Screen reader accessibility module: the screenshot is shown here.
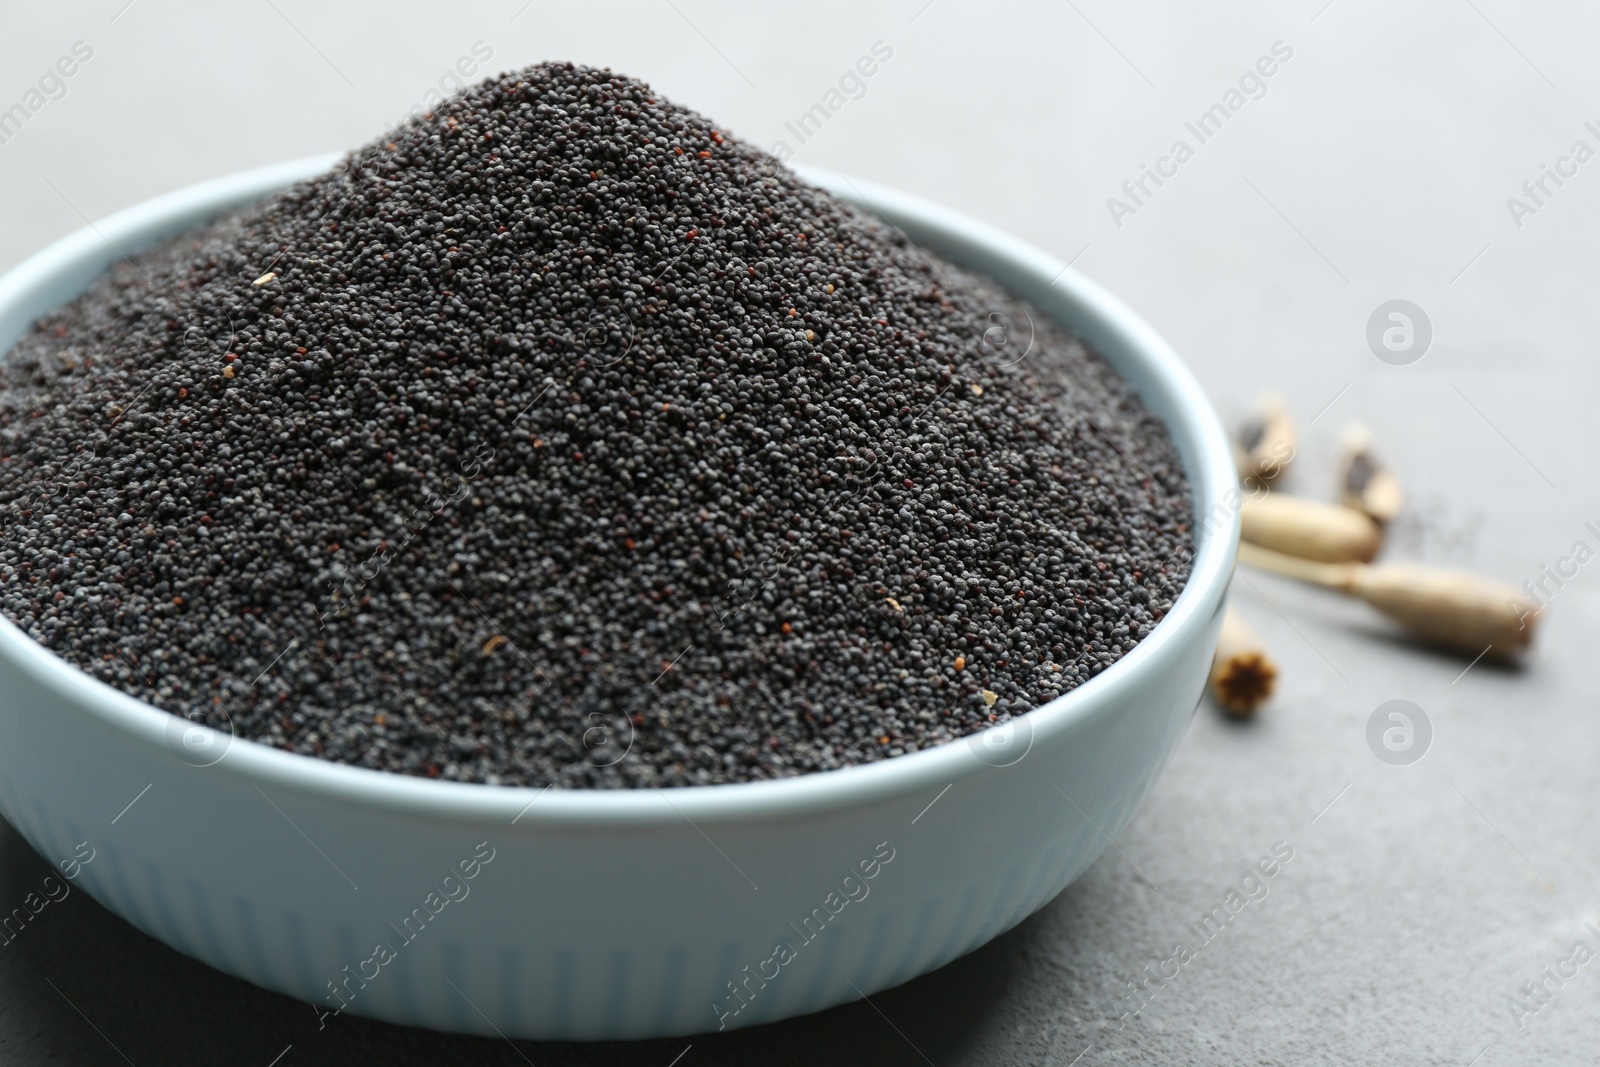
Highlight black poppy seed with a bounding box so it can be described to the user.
[0,62,1190,789]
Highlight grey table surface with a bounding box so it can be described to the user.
[2,1,1597,1063]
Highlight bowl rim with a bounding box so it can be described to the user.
[0,155,1238,827]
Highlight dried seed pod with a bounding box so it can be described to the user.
[1237,542,1540,660]
[1235,391,1295,485]
[1240,494,1382,564]
[1209,607,1278,717]
[1338,423,1404,524]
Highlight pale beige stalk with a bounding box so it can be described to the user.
[1240,495,1383,564]
[1237,542,1540,660]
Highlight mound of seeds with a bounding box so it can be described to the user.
[0,63,1191,787]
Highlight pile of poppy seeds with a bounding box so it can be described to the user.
[0,63,1191,787]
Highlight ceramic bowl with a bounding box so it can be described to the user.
[0,156,1238,1039]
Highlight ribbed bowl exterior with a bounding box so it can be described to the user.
[0,158,1237,1039]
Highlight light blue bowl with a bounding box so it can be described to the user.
[0,156,1238,1039]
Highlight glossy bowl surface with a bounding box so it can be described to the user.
[0,156,1238,1039]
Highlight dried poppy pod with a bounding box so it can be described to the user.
[1339,422,1404,524]
[1237,542,1540,660]
[1239,494,1382,564]
[1209,607,1278,717]
[1235,391,1295,485]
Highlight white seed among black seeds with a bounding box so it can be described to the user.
[0,63,1191,788]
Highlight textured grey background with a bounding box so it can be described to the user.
[1,0,1596,1063]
